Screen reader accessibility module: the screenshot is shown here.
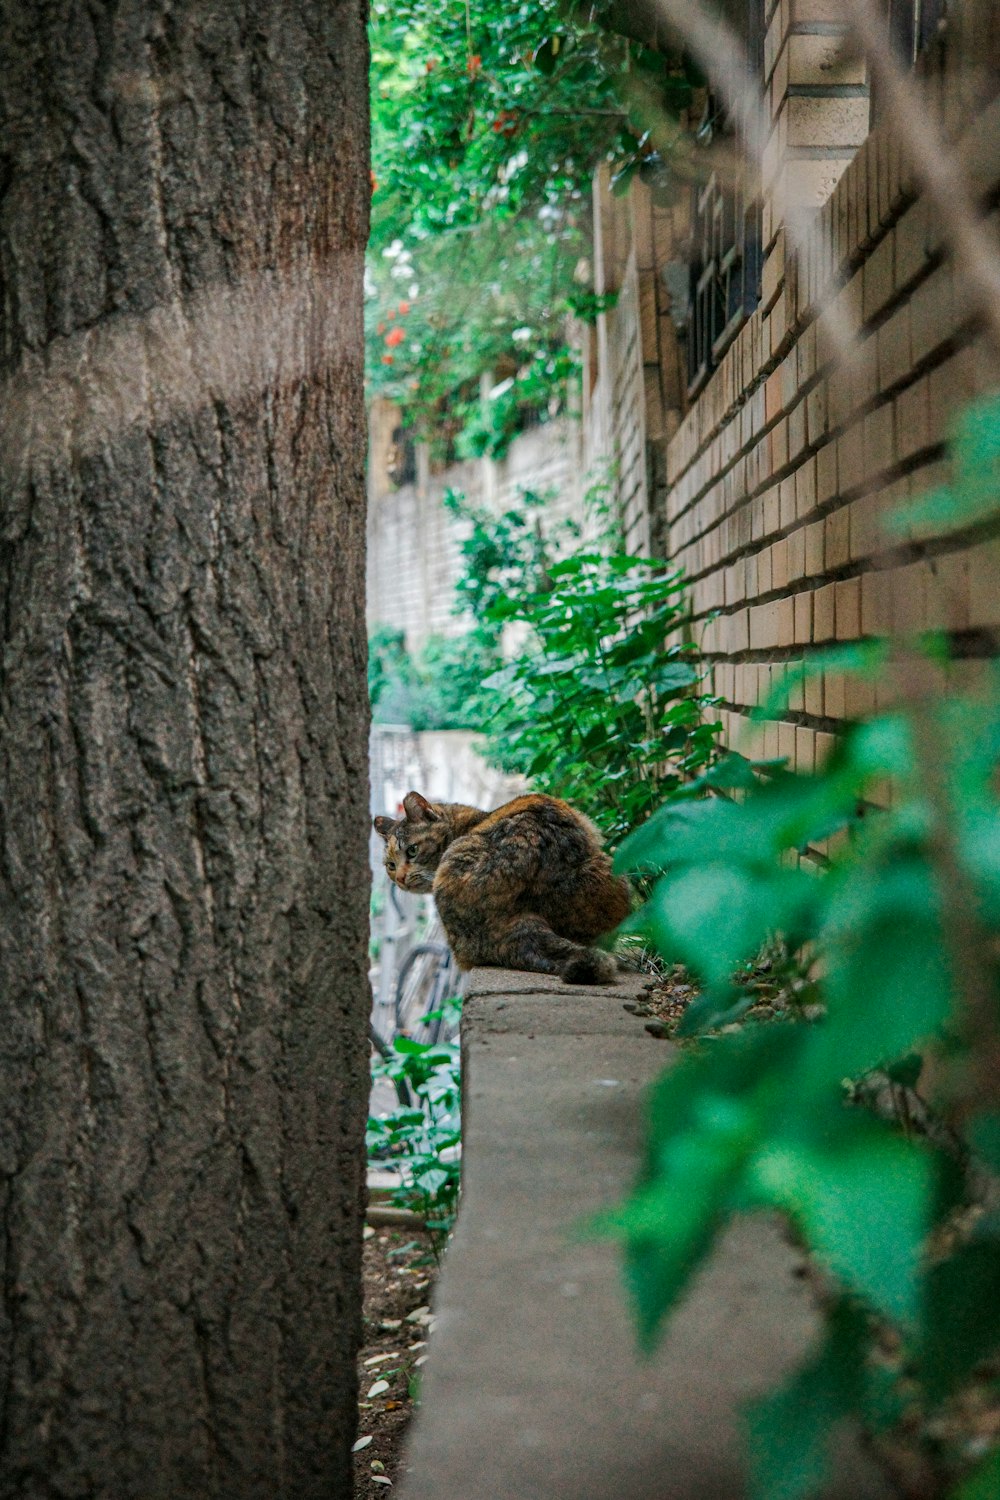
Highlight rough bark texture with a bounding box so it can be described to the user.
[0,4,370,1496]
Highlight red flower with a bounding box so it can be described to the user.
[385,326,405,348]
[398,300,410,315]
[466,54,482,77]
[376,322,386,334]
[381,354,395,365]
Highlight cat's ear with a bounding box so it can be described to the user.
[402,791,441,823]
[373,815,395,840]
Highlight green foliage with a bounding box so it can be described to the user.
[481,552,719,841]
[439,479,719,841]
[368,998,463,1253]
[369,625,500,731]
[603,394,1000,1498]
[367,0,702,445]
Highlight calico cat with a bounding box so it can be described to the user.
[373,790,630,985]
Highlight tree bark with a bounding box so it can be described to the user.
[0,4,370,1496]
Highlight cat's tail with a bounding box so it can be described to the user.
[561,948,618,985]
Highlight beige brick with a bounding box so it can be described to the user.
[778,721,797,765]
[835,576,862,638]
[806,381,828,446]
[877,304,911,392]
[777,595,796,646]
[771,417,790,471]
[894,197,930,290]
[844,673,876,719]
[787,156,856,211]
[910,264,956,366]
[927,348,980,442]
[824,669,846,720]
[804,668,824,718]
[825,507,850,570]
[862,229,896,324]
[805,520,825,576]
[787,524,807,583]
[896,376,931,462]
[794,0,850,21]
[758,545,774,594]
[968,540,1000,628]
[927,551,969,632]
[795,725,816,773]
[773,538,790,592]
[815,441,838,507]
[729,609,751,653]
[780,476,797,528]
[892,562,928,636]
[794,589,813,643]
[765,487,782,536]
[850,491,888,560]
[796,456,819,519]
[861,568,891,634]
[750,601,780,650]
[815,730,838,765]
[838,423,865,494]
[788,32,864,86]
[788,398,808,460]
[814,581,837,641]
[864,402,896,477]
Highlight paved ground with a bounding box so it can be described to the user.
[398,966,894,1500]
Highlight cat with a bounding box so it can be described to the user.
[373,790,631,985]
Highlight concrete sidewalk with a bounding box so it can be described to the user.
[398,967,893,1500]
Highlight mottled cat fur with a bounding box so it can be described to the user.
[374,791,630,985]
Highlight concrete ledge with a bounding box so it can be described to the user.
[399,968,893,1500]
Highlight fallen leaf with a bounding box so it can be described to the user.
[367,1379,390,1399]
[364,1352,397,1367]
[352,1436,373,1453]
[372,1478,393,1487]
[405,1305,430,1323]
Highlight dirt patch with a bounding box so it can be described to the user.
[624,962,792,1038]
[353,1226,439,1497]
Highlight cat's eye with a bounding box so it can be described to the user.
[406,844,418,859]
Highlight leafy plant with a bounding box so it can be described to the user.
[367,0,704,445]
[476,549,721,842]
[368,998,463,1256]
[369,625,500,731]
[603,394,1000,1499]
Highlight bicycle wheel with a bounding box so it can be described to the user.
[395,942,452,1043]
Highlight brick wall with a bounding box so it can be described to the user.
[584,2,1000,791]
[666,5,1000,779]
[366,405,586,652]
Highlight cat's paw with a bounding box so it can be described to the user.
[561,949,617,985]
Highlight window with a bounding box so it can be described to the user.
[685,1,765,398]
[887,0,947,65]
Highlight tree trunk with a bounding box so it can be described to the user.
[0,4,370,1496]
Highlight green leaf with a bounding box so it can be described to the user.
[746,1302,866,1500]
[953,1445,1000,1500]
[752,1125,931,1324]
[923,1234,1000,1398]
